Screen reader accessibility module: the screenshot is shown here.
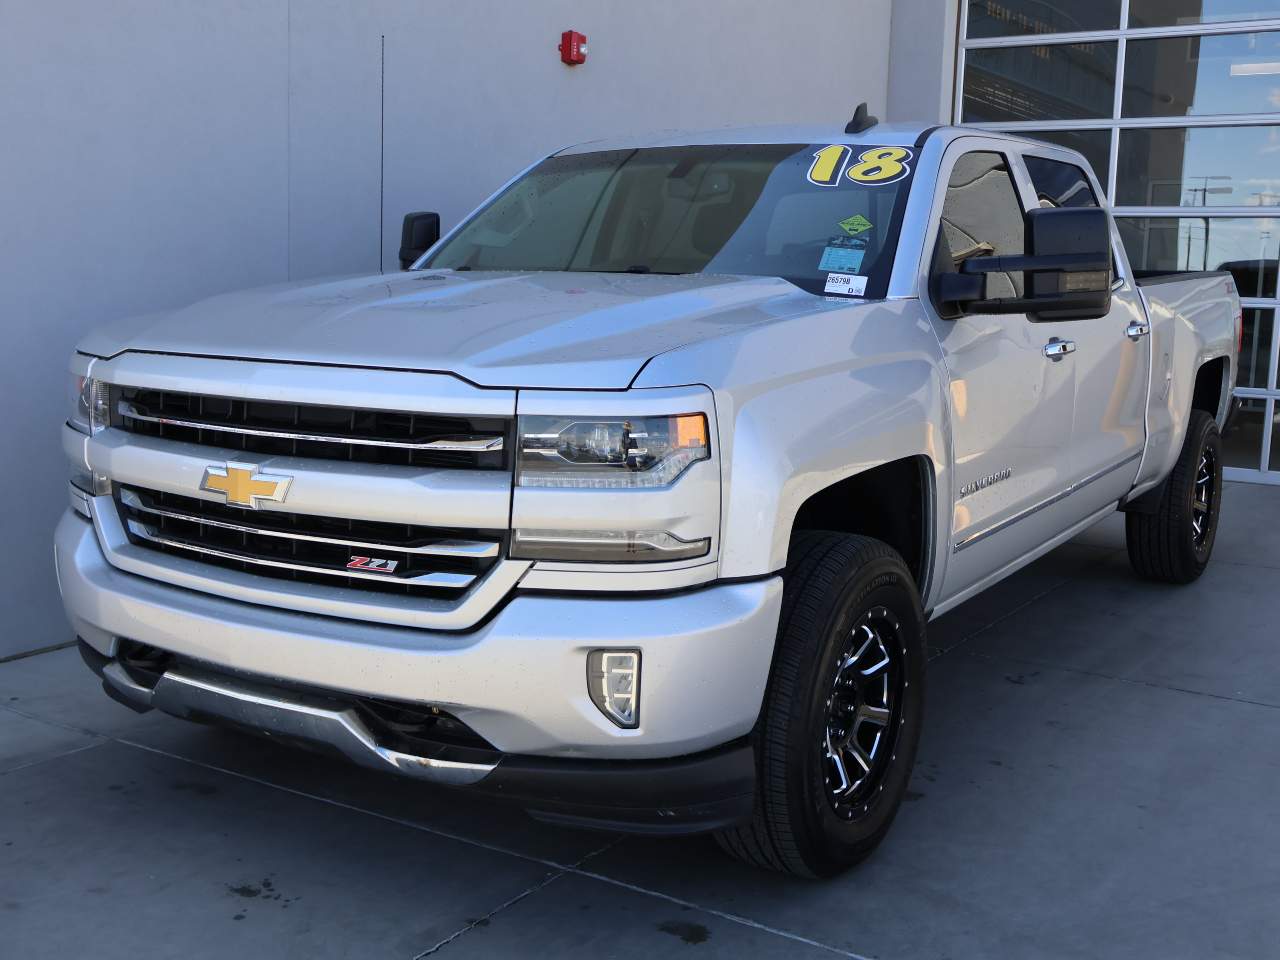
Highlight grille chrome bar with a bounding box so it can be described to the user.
[118,488,498,559]
[117,401,504,453]
[125,519,477,589]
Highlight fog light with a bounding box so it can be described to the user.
[587,649,640,728]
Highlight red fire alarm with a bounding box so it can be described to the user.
[559,30,587,65]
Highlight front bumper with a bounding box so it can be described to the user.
[78,639,755,834]
[55,510,782,761]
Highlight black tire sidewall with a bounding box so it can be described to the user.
[1188,416,1223,566]
[786,551,926,871]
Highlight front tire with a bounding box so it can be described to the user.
[715,532,926,878]
[1126,410,1223,584]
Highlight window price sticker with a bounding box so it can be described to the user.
[818,244,865,273]
[823,273,868,297]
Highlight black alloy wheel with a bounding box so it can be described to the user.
[823,606,904,820]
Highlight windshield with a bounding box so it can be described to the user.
[424,143,916,297]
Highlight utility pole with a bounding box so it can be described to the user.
[1184,175,1231,270]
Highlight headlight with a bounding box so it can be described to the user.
[517,413,709,488]
[512,410,714,565]
[68,375,110,436]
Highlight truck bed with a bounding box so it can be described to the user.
[1133,269,1235,288]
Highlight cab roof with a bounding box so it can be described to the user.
[554,123,1055,156]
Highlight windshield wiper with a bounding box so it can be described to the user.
[600,265,687,275]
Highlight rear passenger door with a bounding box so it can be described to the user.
[1020,152,1150,513]
[922,143,1083,601]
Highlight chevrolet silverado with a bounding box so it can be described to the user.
[58,119,1240,876]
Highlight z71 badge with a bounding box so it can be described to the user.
[346,556,399,574]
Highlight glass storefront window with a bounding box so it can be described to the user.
[1116,126,1280,207]
[1021,129,1113,191]
[1117,216,1280,296]
[1239,310,1276,390]
[966,0,1121,38]
[1223,401,1268,468]
[1129,1,1280,28]
[1122,31,1280,118]
[960,5,1280,481]
[1269,402,1280,471]
[964,42,1118,122]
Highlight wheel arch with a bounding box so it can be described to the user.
[788,455,937,598]
[1191,355,1230,426]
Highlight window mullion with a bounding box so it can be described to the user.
[1107,0,1130,205]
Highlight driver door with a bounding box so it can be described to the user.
[923,143,1083,602]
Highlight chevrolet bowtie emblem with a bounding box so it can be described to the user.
[200,461,292,509]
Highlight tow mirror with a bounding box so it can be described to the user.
[935,206,1113,321]
[399,212,441,270]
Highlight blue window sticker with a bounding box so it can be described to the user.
[819,244,866,273]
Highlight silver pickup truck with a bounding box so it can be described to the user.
[58,120,1239,877]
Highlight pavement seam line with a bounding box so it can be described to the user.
[410,838,621,958]
[959,648,1280,712]
[0,738,107,775]
[410,870,567,958]
[111,738,866,958]
[570,866,875,959]
[0,640,77,665]
[1210,555,1280,573]
[115,737,570,866]
[0,701,105,738]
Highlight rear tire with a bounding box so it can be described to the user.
[715,531,926,878]
[1126,410,1222,584]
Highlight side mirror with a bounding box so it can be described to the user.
[399,212,441,270]
[935,206,1113,320]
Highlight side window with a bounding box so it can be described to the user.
[935,151,1026,299]
[1024,156,1098,209]
[1025,154,1121,282]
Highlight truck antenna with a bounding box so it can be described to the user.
[845,102,879,135]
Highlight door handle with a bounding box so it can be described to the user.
[1043,338,1076,361]
[1126,320,1151,341]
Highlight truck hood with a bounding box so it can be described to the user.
[80,270,825,389]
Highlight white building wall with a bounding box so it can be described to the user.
[885,0,958,124]
[1,0,894,658]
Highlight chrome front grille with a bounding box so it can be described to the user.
[116,387,510,470]
[117,486,505,599]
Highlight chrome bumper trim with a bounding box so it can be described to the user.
[124,520,477,589]
[118,401,504,452]
[118,488,499,559]
[102,663,496,786]
[88,497,532,631]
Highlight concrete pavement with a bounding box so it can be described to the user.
[3,483,1277,958]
